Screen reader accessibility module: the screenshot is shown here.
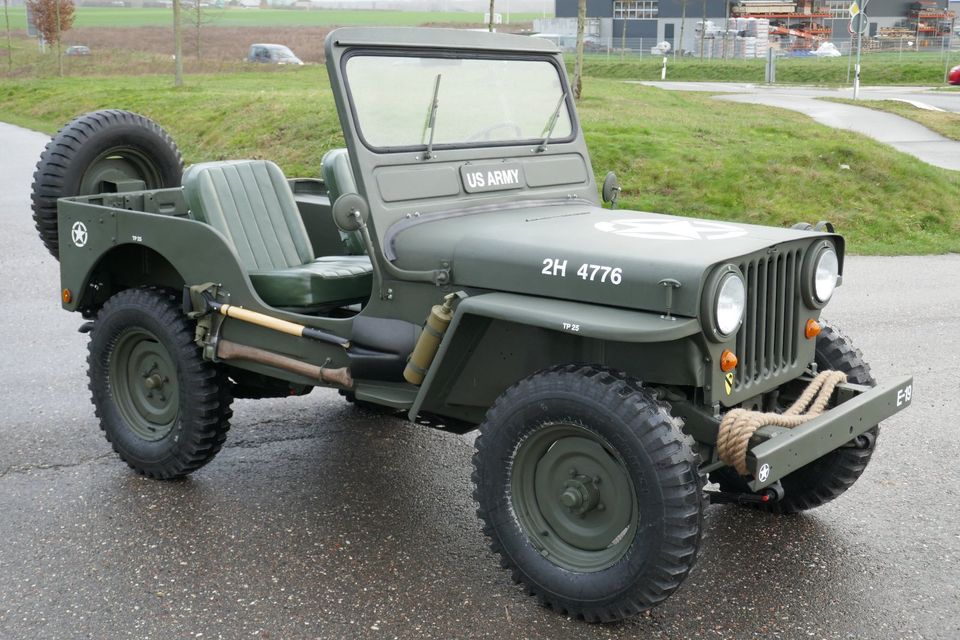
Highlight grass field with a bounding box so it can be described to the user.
[0,70,957,255]
[824,98,960,141]
[1,6,545,29]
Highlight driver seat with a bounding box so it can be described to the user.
[183,159,372,309]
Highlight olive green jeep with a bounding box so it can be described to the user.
[32,27,912,622]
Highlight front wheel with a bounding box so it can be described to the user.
[472,365,702,622]
[88,288,233,479]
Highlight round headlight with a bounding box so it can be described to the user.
[716,273,746,336]
[814,248,839,303]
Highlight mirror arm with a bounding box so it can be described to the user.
[352,212,450,295]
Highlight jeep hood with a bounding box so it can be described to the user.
[387,204,837,318]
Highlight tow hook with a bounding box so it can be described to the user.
[78,321,95,334]
[850,431,876,450]
[705,481,785,506]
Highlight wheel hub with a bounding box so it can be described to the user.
[560,472,601,516]
[109,329,179,441]
[511,424,639,572]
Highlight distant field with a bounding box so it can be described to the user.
[0,70,956,255]
[1,7,546,30]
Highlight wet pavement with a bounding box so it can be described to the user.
[640,82,960,171]
[1,121,958,639]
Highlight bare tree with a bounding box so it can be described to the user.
[26,0,73,76]
[173,0,183,86]
[488,0,495,32]
[572,0,585,100]
[677,0,686,58]
[184,1,215,61]
[3,0,12,73]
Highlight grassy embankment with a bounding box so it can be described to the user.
[0,69,957,255]
[824,98,960,141]
[578,52,957,86]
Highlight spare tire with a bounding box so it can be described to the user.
[31,110,183,260]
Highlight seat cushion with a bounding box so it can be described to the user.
[249,255,373,308]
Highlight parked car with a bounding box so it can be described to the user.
[246,43,304,66]
[65,45,91,56]
[949,64,960,85]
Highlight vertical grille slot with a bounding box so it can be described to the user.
[734,247,803,392]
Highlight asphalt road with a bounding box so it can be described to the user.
[640,82,960,171]
[1,121,958,639]
[639,83,960,114]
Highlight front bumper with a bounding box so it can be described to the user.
[746,375,914,491]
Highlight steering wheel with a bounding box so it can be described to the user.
[465,121,523,142]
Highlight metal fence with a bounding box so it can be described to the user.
[576,35,959,61]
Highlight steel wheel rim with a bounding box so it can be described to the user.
[109,328,179,441]
[78,147,164,195]
[511,423,638,572]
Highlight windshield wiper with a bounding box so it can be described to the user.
[536,92,567,153]
[420,73,441,161]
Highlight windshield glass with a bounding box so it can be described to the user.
[344,54,573,150]
[268,46,297,59]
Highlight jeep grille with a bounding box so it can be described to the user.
[734,248,803,392]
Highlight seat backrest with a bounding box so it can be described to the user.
[320,148,366,255]
[321,148,358,202]
[183,160,315,271]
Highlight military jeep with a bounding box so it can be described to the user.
[33,28,913,622]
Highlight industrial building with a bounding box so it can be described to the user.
[548,0,956,53]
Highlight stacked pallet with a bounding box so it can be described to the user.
[907,0,956,36]
[731,1,796,15]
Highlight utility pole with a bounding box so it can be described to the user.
[620,18,626,61]
[699,0,706,60]
[488,0,495,31]
[945,17,956,83]
[852,0,870,100]
[723,0,730,59]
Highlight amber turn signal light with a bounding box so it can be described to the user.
[61,289,72,304]
[805,319,821,339]
[720,350,738,372]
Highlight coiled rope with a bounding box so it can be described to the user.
[716,370,847,476]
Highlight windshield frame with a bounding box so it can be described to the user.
[340,48,578,155]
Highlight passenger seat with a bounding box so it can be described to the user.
[182,159,372,309]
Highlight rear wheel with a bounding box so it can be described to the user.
[31,110,182,259]
[472,365,702,621]
[711,323,878,513]
[89,288,232,479]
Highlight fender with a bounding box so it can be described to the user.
[408,292,701,422]
[58,197,256,312]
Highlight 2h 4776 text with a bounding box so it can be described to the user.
[541,258,623,285]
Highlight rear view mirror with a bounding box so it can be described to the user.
[332,193,369,232]
[601,171,621,209]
